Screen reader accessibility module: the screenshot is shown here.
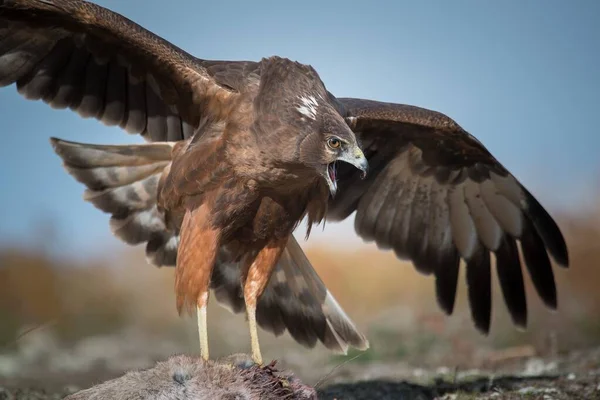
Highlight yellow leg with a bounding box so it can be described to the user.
[246,303,262,365]
[197,300,209,361]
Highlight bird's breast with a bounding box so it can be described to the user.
[212,179,327,249]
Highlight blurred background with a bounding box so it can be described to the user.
[1,0,599,390]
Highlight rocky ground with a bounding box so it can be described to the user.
[1,346,599,399]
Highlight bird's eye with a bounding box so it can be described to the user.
[327,137,342,149]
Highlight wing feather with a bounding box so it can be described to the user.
[51,45,89,109]
[520,221,557,309]
[407,177,434,273]
[433,230,460,315]
[466,246,492,333]
[448,184,478,259]
[372,177,404,250]
[480,179,523,237]
[495,234,527,327]
[103,60,127,126]
[0,0,250,141]
[330,97,569,333]
[464,178,502,251]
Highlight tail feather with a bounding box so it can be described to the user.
[210,235,370,354]
[50,139,174,167]
[147,233,179,266]
[65,163,169,191]
[108,205,167,245]
[50,137,179,267]
[82,174,159,215]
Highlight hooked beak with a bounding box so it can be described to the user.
[325,145,369,197]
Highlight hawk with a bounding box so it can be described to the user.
[0,0,569,365]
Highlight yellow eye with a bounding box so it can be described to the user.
[327,137,342,149]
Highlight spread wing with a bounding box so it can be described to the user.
[329,97,569,333]
[0,0,250,141]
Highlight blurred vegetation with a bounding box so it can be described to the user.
[1,202,600,388]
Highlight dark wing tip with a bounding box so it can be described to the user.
[475,320,491,336]
[434,253,460,316]
[466,248,492,335]
[523,189,569,268]
[521,220,558,310]
[511,311,528,330]
[495,235,528,329]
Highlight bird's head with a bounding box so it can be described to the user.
[254,57,368,195]
[293,94,368,197]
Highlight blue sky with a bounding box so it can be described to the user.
[0,0,598,256]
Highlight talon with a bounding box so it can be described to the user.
[252,354,264,366]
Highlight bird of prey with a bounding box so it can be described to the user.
[0,0,569,365]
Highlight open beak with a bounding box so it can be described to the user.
[325,145,369,197]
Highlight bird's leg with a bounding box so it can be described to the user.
[243,237,288,365]
[175,205,220,361]
[196,301,209,360]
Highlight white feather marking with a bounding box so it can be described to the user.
[480,180,523,237]
[274,268,287,284]
[69,162,166,189]
[131,177,154,203]
[448,184,478,259]
[296,95,319,120]
[83,176,155,210]
[463,180,502,251]
[322,290,369,351]
[165,235,179,251]
[324,318,348,355]
[110,208,165,233]
[447,168,465,183]
[490,172,525,208]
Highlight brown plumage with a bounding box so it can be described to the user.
[0,0,569,363]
